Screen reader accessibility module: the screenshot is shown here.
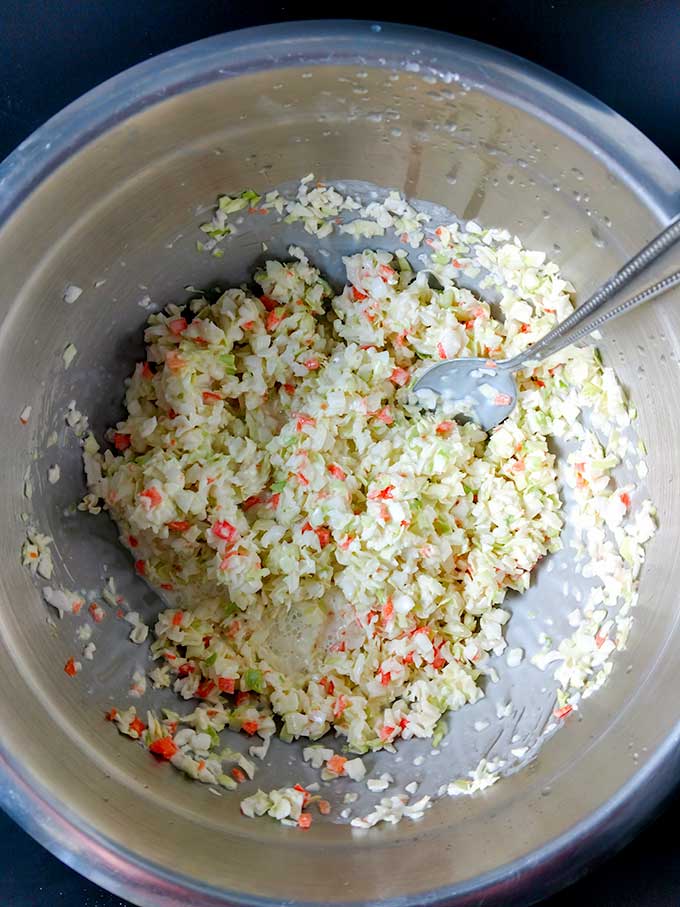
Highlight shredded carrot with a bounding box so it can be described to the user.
[374,406,393,425]
[129,716,146,736]
[352,286,368,301]
[379,669,392,686]
[169,317,188,335]
[315,526,331,548]
[113,432,131,451]
[319,675,335,695]
[295,413,315,432]
[326,754,347,775]
[64,656,78,677]
[167,520,190,532]
[432,646,447,670]
[297,812,312,829]
[140,487,162,508]
[302,522,331,547]
[260,295,279,311]
[265,310,283,331]
[105,707,118,721]
[294,783,312,806]
[554,704,573,720]
[226,620,240,638]
[327,463,347,480]
[333,694,348,718]
[149,736,178,760]
[172,612,183,626]
[212,520,238,543]
[195,680,216,699]
[218,677,236,693]
[317,799,331,815]
[202,391,222,403]
[389,367,410,386]
[381,597,394,622]
[231,767,247,783]
[367,485,394,501]
[242,720,259,736]
[165,350,186,372]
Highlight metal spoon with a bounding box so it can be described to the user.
[413,217,680,431]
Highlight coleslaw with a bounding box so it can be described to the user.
[81,196,655,823]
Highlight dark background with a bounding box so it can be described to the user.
[2,1,680,905]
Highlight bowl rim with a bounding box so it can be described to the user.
[1,19,680,907]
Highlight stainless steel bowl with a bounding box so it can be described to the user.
[1,21,679,907]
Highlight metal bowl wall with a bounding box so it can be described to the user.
[1,21,679,907]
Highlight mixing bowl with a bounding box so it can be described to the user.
[1,21,679,907]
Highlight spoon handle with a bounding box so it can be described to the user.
[505,215,680,370]
[511,270,680,365]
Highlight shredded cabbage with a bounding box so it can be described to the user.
[77,196,657,828]
[87,225,653,760]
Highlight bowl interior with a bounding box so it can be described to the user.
[1,25,680,907]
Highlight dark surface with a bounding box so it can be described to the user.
[2,2,680,905]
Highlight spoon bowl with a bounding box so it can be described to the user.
[414,357,517,431]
